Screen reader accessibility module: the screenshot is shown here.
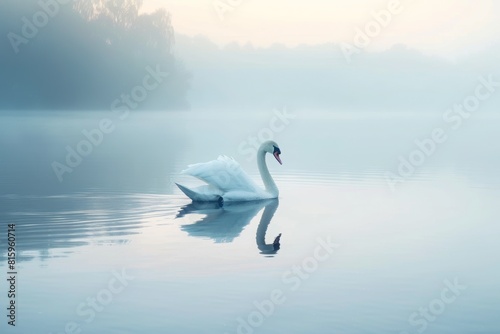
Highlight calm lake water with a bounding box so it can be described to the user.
[0,110,499,334]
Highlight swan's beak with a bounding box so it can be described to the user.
[273,152,282,165]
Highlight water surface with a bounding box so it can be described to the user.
[0,110,499,334]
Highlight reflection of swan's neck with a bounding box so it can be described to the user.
[256,199,280,253]
[257,147,279,196]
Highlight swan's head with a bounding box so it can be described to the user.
[262,140,282,165]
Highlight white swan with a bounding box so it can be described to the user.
[176,140,282,202]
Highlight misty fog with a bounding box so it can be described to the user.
[1,0,499,113]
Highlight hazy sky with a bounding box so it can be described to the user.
[142,0,500,59]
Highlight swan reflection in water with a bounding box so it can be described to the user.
[176,199,282,255]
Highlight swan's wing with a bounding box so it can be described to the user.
[182,156,261,193]
[176,183,222,202]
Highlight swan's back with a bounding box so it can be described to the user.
[182,156,261,193]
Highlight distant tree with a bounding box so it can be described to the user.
[0,0,190,111]
[74,0,144,27]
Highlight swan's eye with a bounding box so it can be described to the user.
[273,146,281,154]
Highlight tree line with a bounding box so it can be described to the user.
[0,0,190,111]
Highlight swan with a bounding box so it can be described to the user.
[176,140,282,202]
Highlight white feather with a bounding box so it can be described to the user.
[176,141,281,202]
[182,156,260,193]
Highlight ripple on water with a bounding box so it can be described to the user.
[0,192,186,263]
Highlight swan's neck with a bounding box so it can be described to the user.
[257,147,279,196]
